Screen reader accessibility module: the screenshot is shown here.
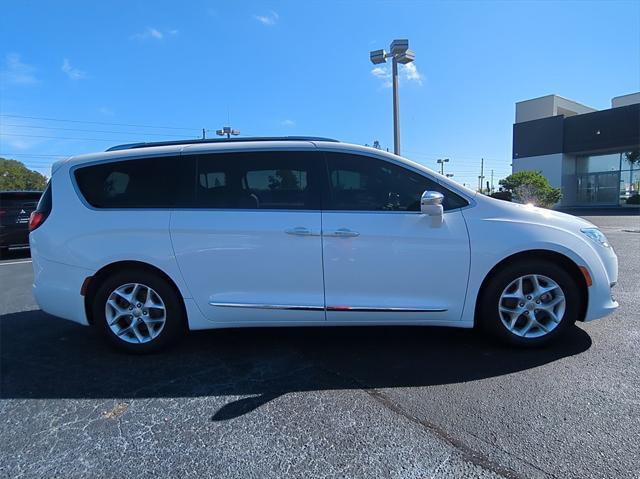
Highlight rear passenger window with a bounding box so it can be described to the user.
[193,151,321,209]
[199,171,226,189]
[74,156,183,208]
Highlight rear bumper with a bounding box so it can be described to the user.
[32,254,91,326]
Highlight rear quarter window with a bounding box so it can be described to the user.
[74,156,187,208]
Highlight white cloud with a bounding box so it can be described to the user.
[0,53,38,85]
[370,66,392,88]
[370,63,423,88]
[131,27,177,40]
[61,59,87,80]
[254,11,279,26]
[281,119,295,127]
[98,106,114,116]
[402,62,423,85]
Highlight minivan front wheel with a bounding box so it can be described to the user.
[480,260,581,346]
[93,269,184,353]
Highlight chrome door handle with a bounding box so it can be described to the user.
[285,227,314,236]
[327,228,360,238]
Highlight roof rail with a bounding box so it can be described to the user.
[105,136,340,152]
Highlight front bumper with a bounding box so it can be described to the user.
[583,247,619,322]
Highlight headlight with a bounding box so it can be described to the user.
[581,228,610,248]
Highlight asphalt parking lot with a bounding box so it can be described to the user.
[1,212,639,478]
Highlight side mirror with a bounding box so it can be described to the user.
[421,191,444,216]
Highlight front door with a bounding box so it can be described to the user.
[170,149,326,323]
[320,152,471,323]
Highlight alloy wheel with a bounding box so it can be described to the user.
[498,274,566,338]
[105,283,167,344]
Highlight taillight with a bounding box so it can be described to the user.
[29,211,45,231]
[29,182,52,232]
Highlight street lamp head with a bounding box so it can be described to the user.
[216,126,240,137]
[396,49,415,64]
[370,49,387,65]
[390,39,409,55]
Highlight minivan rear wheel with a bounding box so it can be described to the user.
[479,259,581,346]
[93,269,185,353]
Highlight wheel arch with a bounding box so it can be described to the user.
[474,249,589,324]
[84,260,187,326]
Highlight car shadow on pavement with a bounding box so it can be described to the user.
[0,310,592,420]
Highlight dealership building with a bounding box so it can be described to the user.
[512,92,640,207]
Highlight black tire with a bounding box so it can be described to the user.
[479,259,582,347]
[92,268,185,353]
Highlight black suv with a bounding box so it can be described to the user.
[0,191,43,254]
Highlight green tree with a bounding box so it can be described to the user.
[499,171,561,208]
[0,158,48,191]
[624,150,640,201]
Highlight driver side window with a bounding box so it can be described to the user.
[324,152,467,211]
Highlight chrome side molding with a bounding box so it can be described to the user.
[327,306,447,312]
[210,302,446,313]
[210,302,324,311]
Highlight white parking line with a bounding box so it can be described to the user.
[0,260,32,266]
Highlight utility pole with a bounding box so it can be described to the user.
[478,158,485,193]
[202,128,206,140]
[490,169,494,193]
[437,158,450,175]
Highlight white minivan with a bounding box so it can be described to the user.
[29,137,618,353]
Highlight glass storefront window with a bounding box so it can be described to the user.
[571,151,640,206]
[620,150,640,204]
[575,153,620,174]
[621,151,640,171]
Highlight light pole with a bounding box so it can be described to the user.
[216,126,240,139]
[370,39,415,156]
[436,158,450,175]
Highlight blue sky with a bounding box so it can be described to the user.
[1,0,639,188]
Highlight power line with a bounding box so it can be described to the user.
[0,152,69,157]
[0,114,200,131]
[1,123,195,138]
[0,133,200,143]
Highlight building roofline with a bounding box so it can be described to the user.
[515,94,596,111]
[612,91,640,100]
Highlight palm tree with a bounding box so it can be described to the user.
[624,150,640,200]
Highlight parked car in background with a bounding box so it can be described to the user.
[0,190,42,254]
[490,190,513,202]
[29,137,619,353]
